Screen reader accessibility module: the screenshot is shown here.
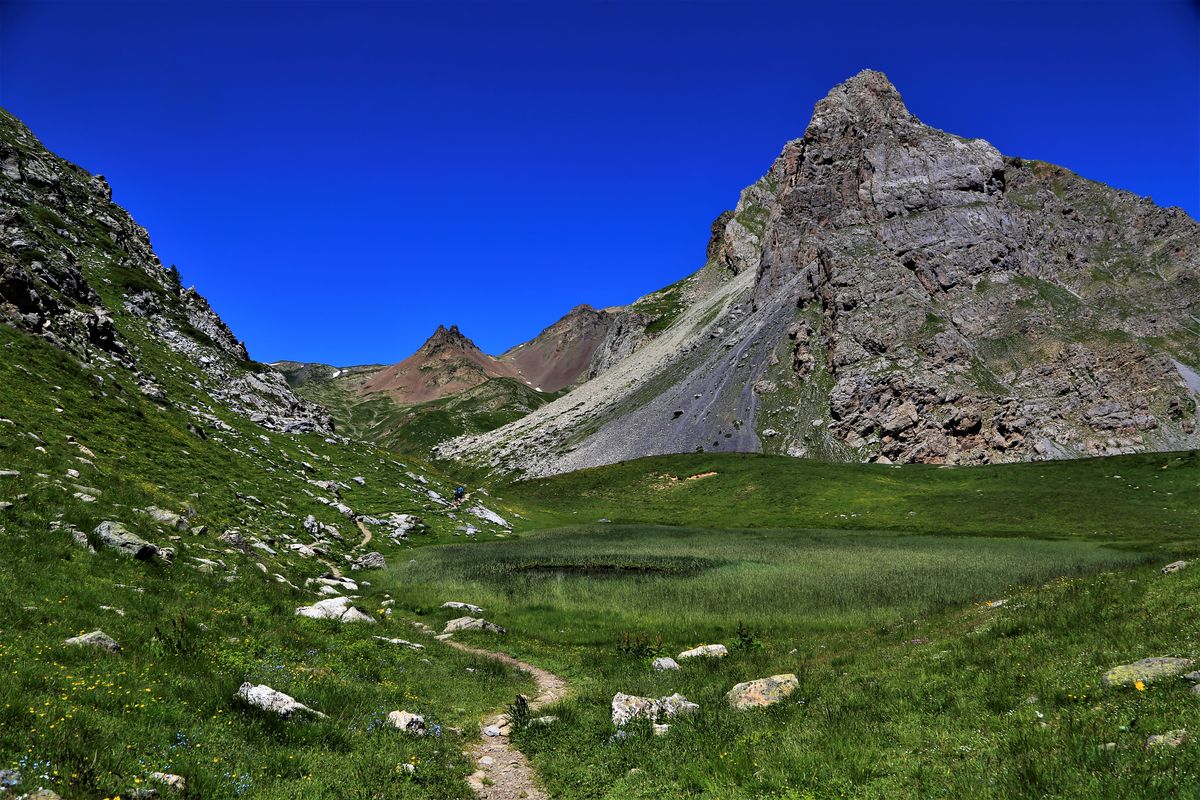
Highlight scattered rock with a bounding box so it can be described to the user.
[529,716,557,726]
[652,657,680,671]
[235,682,326,719]
[443,616,506,635]
[140,506,187,531]
[373,636,425,650]
[678,643,728,660]
[652,723,670,736]
[482,724,502,737]
[387,710,426,734]
[295,596,374,624]
[1162,560,1189,575]
[1145,729,1187,748]
[442,601,484,614]
[1102,657,1195,687]
[465,505,510,528]
[92,521,167,561]
[611,692,698,726]
[63,630,120,652]
[0,470,21,478]
[149,772,185,792]
[350,551,386,571]
[726,674,799,710]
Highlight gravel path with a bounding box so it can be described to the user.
[443,640,567,800]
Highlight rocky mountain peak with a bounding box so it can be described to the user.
[805,69,914,136]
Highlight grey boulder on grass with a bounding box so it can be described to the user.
[63,630,120,652]
[236,683,327,720]
[726,674,799,710]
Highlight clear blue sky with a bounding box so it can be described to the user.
[2,1,1197,365]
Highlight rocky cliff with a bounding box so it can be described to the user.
[0,108,332,434]
[437,70,1200,477]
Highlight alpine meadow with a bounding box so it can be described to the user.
[1,3,1199,799]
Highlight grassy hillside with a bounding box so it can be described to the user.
[495,451,1200,546]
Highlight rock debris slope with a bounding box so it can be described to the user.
[438,70,1200,477]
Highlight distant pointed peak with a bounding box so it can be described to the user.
[806,69,913,135]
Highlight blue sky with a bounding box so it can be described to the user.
[2,1,1197,365]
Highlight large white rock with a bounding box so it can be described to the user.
[611,692,698,727]
[726,674,799,710]
[387,710,426,734]
[678,644,728,660]
[295,596,374,624]
[236,683,326,719]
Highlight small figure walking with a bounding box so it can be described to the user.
[454,485,466,505]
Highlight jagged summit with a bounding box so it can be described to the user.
[418,323,478,354]
[806,69,914,134]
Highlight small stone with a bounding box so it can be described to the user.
[64,630,120,652]
[652,657,680,671]
[529,715,557,726]
[1161,560,1189,575]
[483,724,502,737]
[652,723,670,736]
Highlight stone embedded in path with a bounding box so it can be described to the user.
[443,616,506,635]
[236,682,327,719]
[482,724,502,737]
[1101,657,1195,687]
[1162,560,1189,575]
[442,601,485,614]
[611,692,699,727]
[387,710,426,735]
[350,551,386,571]
[64,630,120,652]
[295,596,375,624]
[652,657,680,671]
[726,674,799,710]
[678,643,728,660]
[1145,729,1187,748]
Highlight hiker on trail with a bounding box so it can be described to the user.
[454,486,466,504]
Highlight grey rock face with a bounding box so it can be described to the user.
[440,70,1200,476]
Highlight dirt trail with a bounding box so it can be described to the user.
[443,640,567,800]
[354,518,372,549]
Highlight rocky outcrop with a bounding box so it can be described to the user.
[0,108,332,435]
[438,70,1200,476]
